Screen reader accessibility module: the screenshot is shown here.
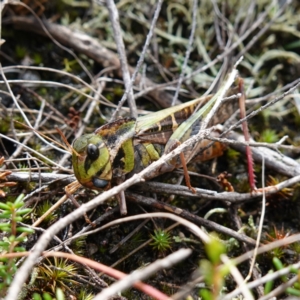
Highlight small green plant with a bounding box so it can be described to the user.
[199,235,228,300]
[150,229,172,253]
[78,289,95,300]
[0,193,34,296]
[258,129,279,143]
[37,257,78,294]
[35,201,57,224]
[33,288,66,300]
[263,257,300,297]
[72,236,87,255]
[15,45,27,59]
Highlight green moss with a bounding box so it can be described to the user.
[258,129,279,143]
[15,45,27,59]
[150,229,172,253]
[35,201,57,224]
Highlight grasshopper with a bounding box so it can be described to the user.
[72,85,239,214]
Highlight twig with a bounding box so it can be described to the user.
[0,134,70,172]
[0,65,69,155]
[234,233,300,265]
[8,97,45,161]
[220,254,254,300]
[109,219,149,254]
[257,276,299,300]
[7,170,300,204]
[105,0,137,118]
[127,193,256,246]
[228,206,264,297]
[107,223,180,270]
[94,248,191,300]
[2,65,97,94]
[205,132,300,153]
[45,207,120,254]
[221,80,300,138]
[244,155,266,285]
[222,259,300,300]
[171,0,198,105]
[110,0,163,120]
[247,78,300,104]
[67,212,210,244]
[2,251,169,300]
[6,172,74,182]
[226,131,300,178]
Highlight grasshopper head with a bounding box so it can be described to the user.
[72,133,112,190]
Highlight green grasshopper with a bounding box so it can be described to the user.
[72,87,239,212]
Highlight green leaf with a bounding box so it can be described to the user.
[0,203,10,210]
[0,213,12,219]
[0,241,9,246]
[42,292,53,300]
[8,235,16,242]
[56,288,65,300]
[264,270,274,295]
[199,288,212,300]
[13,216,23,222]
[33,293,42,300]
[15,236,27,242]
[199,259,213,284]
[16,227,35,233]
[14,194,25,205]
[0,223,11,231]
[273,257,287,282]
[287,287,300,296]
[205,236,226,264]
[16,209,32,215]
[14,247,26,252]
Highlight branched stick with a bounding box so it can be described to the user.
[110,0,163,120]
[105,0,137,118]
[171,0,198,105]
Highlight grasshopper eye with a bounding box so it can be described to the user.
[87,144,99,160]
[92,177,109,189]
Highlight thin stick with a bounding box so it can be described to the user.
[95,248,191,300]
[110,0,163,120]
[0,65,69,155]
[171,0,198,106]
[0,134,70,172]
[105,0,137,118]
[244,155,266,283]
[221,254,254,300]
